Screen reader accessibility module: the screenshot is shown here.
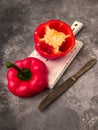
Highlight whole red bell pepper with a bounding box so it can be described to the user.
[34,20,75,59]
[6,57,48,98]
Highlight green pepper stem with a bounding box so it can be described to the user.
[6,61,32,81]
[6,61,21,72]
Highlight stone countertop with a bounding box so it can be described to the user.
[0,0,98,130]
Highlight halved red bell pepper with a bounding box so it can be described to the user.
[34,20,75,59]
[6,57,48,98]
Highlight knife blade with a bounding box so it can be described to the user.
[38,59,97,111]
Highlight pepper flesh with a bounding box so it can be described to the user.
[6,57,48,98]
[34,20,75,59]
[40,26,70,53]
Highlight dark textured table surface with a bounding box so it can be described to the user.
[0,0,98,130]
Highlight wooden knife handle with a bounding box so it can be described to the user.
[73,59,97,79]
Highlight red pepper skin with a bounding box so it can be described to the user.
[6,57,48,98]
[34,20,75,59]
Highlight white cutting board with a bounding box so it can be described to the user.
[29,21,84,89]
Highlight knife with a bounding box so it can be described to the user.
[38,59,97,111]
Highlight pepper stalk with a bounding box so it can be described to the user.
[6,61,32,81]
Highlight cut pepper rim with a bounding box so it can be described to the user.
[34,20,75,59]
